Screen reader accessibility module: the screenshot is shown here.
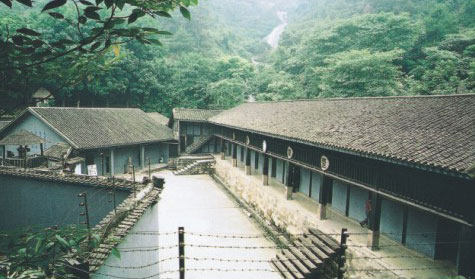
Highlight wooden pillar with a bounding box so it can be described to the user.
[140,145,145,169]
[367,192,382,250]
[177,120,181,156]
[318,176,332,220]
[232,143,237,167]
[1,145,5,165]
[456,225,475,276]
[220,139,225,160]
[110,149,115,177]
[245,148,251,175]
[40,143,44,156]
[285,162,293,200]
[262,154,269,185]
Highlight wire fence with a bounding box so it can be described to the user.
[50,228,467,279]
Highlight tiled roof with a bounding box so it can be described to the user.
[27,107,174,149]
[147,112,169,126]
[0,129,47,145]
[44,142,72,159]
[0,121,9,130]
[172,108,223,122]
[209,94,475,174]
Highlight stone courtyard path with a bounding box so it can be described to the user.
[154,171,281,279]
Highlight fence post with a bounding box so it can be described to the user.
[338,228,349,279]
[179,227,185,279]
[148,158,151,180]
[78,192,91,241]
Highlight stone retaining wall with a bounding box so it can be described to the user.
[214,156,323,235]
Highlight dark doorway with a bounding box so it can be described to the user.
[105,156,110,174]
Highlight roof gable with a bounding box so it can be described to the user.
[209,94,475,174]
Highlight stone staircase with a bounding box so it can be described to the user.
[271,228,342,279]
[173,155,215,175]
[184,135,213,154]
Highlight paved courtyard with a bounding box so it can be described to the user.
[148,171,281,279]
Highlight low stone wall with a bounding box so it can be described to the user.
[214,156,323,235]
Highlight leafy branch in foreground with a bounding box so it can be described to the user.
[0,0,198,70]
[0,225,119,279]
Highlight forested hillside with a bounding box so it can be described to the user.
[256,0,475,100]
[1,0,474,115]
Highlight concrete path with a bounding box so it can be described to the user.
[152,171,281,279]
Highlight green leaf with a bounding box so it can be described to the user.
[31,39,44,47]
[104,0,112,8]
[55,235,70,249]
[111,247,121,259]
[90,41,101,51]
[42,0,67,12]
[84,6,101,12]
[116,0,125,9]
[34,238,43,254]
[79,0,93,5]
[180,6,191,20]
[85,10,101,20]
[17,28,41,36]
[48,12,64,19]
[128,12,139,24]
[190,0,198,5]
[16,0,32,7]
[11,35,25,46]
[157,31,173,35]
[18,248,26,255]
[95,0,103,5]
[79,15,87,24]
[0,0,12,8]
[154,11,171,17]
[148,38,162,46]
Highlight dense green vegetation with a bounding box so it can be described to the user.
[1,0,474,115]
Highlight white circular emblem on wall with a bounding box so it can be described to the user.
[262,140,267,152]
[287,146,294,159]
[321,155,330,171]
[246,135,250,145]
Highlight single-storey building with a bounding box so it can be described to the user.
[0,107,175,176]
[168,108,223,154]
[173,94,475,276]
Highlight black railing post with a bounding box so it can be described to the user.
[179,227,185,279]
[148,158,151,180]
[338,228,349,279]
[78,192,91,242]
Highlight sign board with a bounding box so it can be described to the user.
[87,164,98,176]
[321,155,330,171]
[287,146,294,159]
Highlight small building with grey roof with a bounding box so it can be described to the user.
[169,108,223,154]
[0,107,176,175]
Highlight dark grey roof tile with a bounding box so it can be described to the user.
[210,94,475,173]
[29,107,174,149]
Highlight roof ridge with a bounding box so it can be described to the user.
[174,108,223,111]
[29,107,141,110]
[245,93,475,104]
